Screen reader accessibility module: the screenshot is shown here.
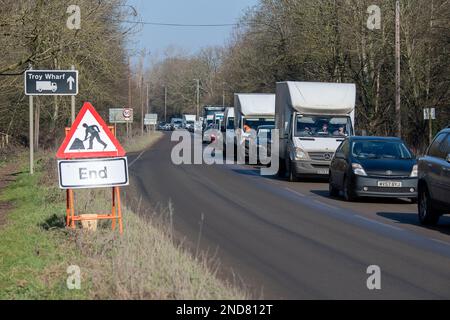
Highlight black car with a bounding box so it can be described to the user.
[417,128,450,225]
[329,136,418,201]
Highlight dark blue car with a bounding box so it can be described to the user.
[329,136,418,202]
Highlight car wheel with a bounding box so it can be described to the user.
[329,176,339,197]
[288,160,299,182]
[418,186,440,226]
[343,176,356,202]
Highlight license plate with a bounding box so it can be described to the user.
[377,181,402,188]
[317,169,329,175]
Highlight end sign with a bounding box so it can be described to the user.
[58,157,129,189]
[25,70,78,96]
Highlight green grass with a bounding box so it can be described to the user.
[0,154,87,299]
[0,132,246,299]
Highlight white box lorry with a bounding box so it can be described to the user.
[234,93,276,160]
[275,81,356,181]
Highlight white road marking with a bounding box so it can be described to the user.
[128,149,146,167]
[313,199,336,210]
[285,187,306,197]
[352,215,404,231]
[431,238,450,247]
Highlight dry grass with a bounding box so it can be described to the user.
[123,131,164,154]
[70,197,247,299]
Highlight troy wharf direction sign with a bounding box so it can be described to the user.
[58,157,129,189]
[25,70,78,95]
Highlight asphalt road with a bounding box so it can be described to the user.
[128,133,450,299]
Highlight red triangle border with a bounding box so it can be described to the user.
[56,102,126,159]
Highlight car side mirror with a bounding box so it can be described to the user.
[446,154,450,163]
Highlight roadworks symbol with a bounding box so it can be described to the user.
[56,102,125,159]
[69,123,108,151]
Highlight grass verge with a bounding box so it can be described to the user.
[0,132,247,299]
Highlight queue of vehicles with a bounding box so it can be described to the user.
[160,81,449,226]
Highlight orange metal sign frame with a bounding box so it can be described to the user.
[64,126,123,234]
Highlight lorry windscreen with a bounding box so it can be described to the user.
[226,118,235,130]
[243,118,274,131]
[295,115,352,138]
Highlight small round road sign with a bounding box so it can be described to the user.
[123,108,132,119]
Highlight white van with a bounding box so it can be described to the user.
[234,93,276,160]
[275,81,356,181]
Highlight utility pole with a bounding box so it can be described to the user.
[395,0,402,138]
[164,85,167,122]
[140,74,144,136]
[194,79,200,119]
[146,83,149,114]
[222,81,227,106]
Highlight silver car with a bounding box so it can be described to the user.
[418,127,450,225]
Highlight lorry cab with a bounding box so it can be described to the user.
[275,82,356,181]
[214,113,224,129]
[202,106,226,142]
[182,114,196,131]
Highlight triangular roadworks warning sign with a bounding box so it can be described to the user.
[56,102,126,159]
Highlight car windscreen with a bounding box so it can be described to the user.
[351,140,413,160]
[243,118,274,130]
[295,115,352,137]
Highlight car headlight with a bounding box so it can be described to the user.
[352,163,367,176]
[410,164,418,177]
[295,148,309,160]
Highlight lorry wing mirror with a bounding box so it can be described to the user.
[335,152,345,159]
